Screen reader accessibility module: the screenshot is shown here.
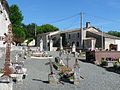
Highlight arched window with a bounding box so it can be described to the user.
[68,34,71,39]
[77,33,79,38]
[76,42,79,47]
[72,42,75,46]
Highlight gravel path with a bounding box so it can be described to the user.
[0,50,120,90]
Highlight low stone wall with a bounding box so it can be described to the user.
[86,51,120,64]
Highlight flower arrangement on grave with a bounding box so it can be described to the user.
[100,58,107,66]
[58,66,74,81]
[53,57,64,70]
[113,61,120,68]
[0,68,4,73]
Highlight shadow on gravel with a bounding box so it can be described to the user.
[79,59,120,74]
[79,59,95,64]
[32,79,49,84]
[104,67,120,74]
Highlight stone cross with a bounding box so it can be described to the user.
[3,24,14,77]
[48,59,58,84]
[74,59,80,85]
[15,54,19,61]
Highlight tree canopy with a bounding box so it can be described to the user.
[12,26,26,45]
[37,24,59,34]
[9,4,25,45]
[9,4,59,45]
[107,31,120,37]
[9,4,23,26]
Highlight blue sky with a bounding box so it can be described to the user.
[8,0,120,32]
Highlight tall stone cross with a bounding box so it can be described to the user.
[3,24,14,76]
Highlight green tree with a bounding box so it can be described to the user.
[37,24,58,34]
[12,26,26,45]
[21,23,37,45]
[9,4,23,26]
[107,31,120,37]
[25,23,36,38]
[9,4,25,45]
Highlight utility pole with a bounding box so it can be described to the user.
[80,12,83,49]
[35,24,36,37]
[101,27,104,50]
[35,24,37,46]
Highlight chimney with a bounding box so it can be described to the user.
[86,22,90,28]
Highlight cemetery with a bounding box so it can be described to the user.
[0,1,120,90]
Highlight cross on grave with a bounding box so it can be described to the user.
[0,24,15,84]
[15,54,19,61]
[45,59,58,84]
[65,53,71,67]
[59,50,62,57]
[73,59,80,85]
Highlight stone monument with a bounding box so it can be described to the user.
[48,59,58,84]
[49,39,53,51]
[60,37,63,50]
[72,43,76,57]
[40,39,43,51]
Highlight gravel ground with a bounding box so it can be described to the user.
[0,49,120,90]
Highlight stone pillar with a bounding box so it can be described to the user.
[45,35,49,51]
[50,39,53,51]
[60,37,63,50]
[40,39,43,51]
[91,39,95,50]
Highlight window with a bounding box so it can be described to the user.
[77,33,79,38]
[72,42,75,46]
[76,42,79,47]
[68,34,71,39]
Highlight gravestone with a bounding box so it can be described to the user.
[74,59,80,85]
[48,59,58,84]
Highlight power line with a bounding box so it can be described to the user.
[85,12,120,24]
[63,22,79,30]
[47,13,80,24]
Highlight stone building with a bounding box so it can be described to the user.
[37,22,120,51]
[0,0,11,47]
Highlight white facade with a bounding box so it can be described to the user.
[115,40,120,51]
[0,1,11,47]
